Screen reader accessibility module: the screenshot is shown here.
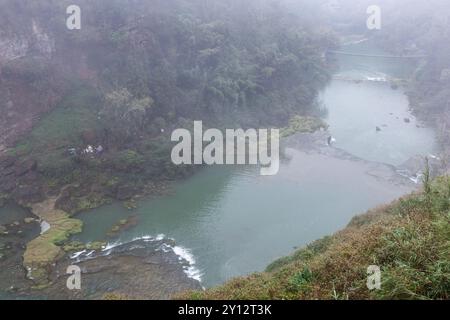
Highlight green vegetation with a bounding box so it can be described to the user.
[280,116,329,137]
[112,150,145,172]
[1,0,336,214]
[12,85,100,153]
[23,199,83,286]
[181,175,450,300]
[63,240,106,253]
[366,0,450,155]
[10,84,102,179]
[102,88,154,144]
[107,217,136,237]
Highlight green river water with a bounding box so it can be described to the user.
[0,41,438,290]
[71,41,437,287]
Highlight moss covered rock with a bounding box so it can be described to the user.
[281,116,328,137]
[23,199,83,286]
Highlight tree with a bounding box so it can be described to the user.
[102,88,154,143]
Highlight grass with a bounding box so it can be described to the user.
[280,116,328,138]
[10,85,102,178]
[179,175,450,300]
[14,85,100,151]
[23,199,83,286]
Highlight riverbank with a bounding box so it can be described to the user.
[23,198,82,287]
[32,237,202,300]
[180,175,450,300]
[0,193,203,299]
[3,74,442,298]
[0,116,328,298]
[1,35,446,300]
[0,204,40,299]
[0,116,441,298]
[1,234,202,299]
[67,122,431,289]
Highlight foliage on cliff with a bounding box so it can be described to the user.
[355,0,450,154]
[0,0,337,210]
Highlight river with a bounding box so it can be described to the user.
[70,41,437,288]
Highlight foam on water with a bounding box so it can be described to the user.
[70,249,86,259]
[102,240,122,252]
[173,246,203,282]
[396,169,423,184]
[69,234,203,282]
[40,220,50,235]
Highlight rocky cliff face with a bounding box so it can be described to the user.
[0,18,58,150]
[0,18,54,64]
[0,37,29,63]
[0,0,335,210]
[0,154,44,207]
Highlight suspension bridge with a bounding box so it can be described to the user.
[326,49,427,83]
[327,50,427,60]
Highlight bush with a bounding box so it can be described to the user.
[112,150,145,171]
[288,267,314,293]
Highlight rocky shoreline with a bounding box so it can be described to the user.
[283,130,444,185]
[0,194,202,299]
[0,151,201,299]
[0,204,41,298]
[0,126,445,299]
[1,231,202,299]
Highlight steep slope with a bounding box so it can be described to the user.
[0,0,337,211]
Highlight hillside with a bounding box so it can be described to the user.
[0,0,337,212]
[0,0,448,301]
[181,172,450,300]
[0,0,338,288]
